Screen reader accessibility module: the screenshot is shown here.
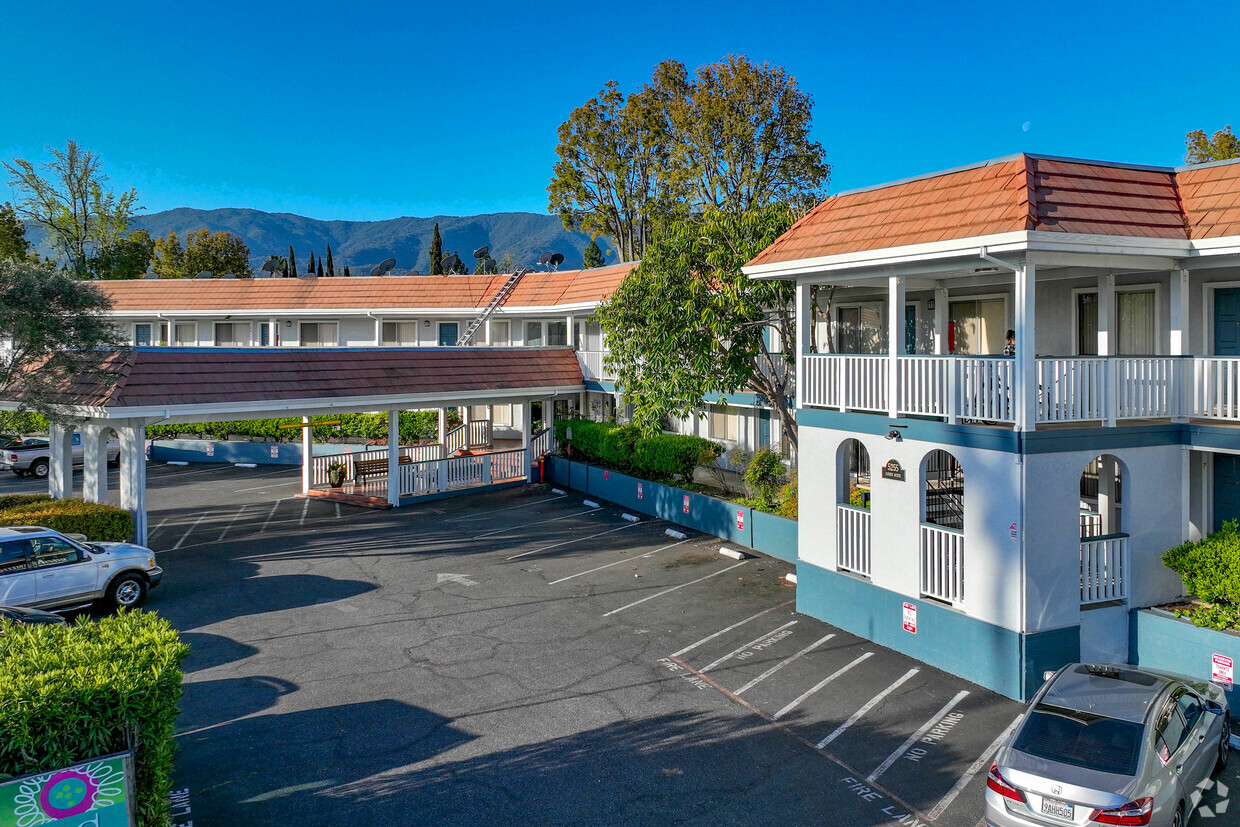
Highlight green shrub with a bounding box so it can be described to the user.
[145,410,448,444]
[849,486,870,510]
[1163,521,1240,617]
[600,424,641,471]
[633,434,722,483]
[555,419,617,463]
[0,612,190,827]
[776,477,798,520]
[0,499,134,541]
[0,493,52,511]
[744,448,786,507]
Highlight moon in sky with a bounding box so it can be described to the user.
[1022,121,1031,132]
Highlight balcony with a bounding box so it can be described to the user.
[577,350,617,382]
[802,353,1240,426]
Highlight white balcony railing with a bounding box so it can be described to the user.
[920,523,964,606]
[578,351,617,382]
[311,443,444,485]
[396,448,528,497]
[802,354,1240,426]
[1080,534,1129,605]
[836,504,871,577]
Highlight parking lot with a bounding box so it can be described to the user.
[3,464,1235,825]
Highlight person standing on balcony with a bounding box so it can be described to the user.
[1003,329,1016,356]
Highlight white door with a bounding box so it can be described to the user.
[0,539,35,605]
[30,536,99,604]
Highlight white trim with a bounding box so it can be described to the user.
[1203,280,1240,355]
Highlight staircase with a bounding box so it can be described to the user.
[456,268,530,346]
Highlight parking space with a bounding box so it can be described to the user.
[18,464,1238,825]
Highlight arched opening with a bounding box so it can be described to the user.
[921,449,963,531]
[1079,455,1125,539]
[836,439,870,507]
[835,439,872,577]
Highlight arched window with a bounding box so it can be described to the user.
[1080,455,1125,538]
[921,449,963,531]
[836,438,870,507]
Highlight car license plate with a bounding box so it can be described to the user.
[1041,797,1073,819]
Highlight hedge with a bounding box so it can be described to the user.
[1163,520,1240,629]
[555,419,617,463]
[0,612,190,827]
[145,410,457,444]
[556,419,721,483]
[0,496,134,542]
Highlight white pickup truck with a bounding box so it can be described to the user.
[0,434,121,479]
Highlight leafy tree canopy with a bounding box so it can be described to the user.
[152,229,251,278]
[0,203,34,263]
[429,223,443,275]
[583,237,605,269]
[0,259,125,418]
[3,141,139,278]
[594,204,799,446]
[90,228,155,280]
[1185,125,1240,164]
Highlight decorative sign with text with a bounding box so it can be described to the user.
[269,445,279,459]
[882,460,905,481]
[1213,653,1234,687]
[902,602,917,634]
[683,495,690,514]
[736,510,745,531]
[0,752,135,827]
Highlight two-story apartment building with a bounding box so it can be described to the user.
[743,153,1240,699]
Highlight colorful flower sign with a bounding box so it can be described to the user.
[0,752,134,827]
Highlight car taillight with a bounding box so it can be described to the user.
[1090,797,1153,825]
[986,762,1025,802]
[7,454,15,462]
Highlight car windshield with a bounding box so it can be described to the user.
[1013,704,1144,776]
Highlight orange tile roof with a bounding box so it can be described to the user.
[748,154,1240,268]
[100,262,636,313]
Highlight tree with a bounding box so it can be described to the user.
[548,80,671,262]
[182,229,252,277]
[429,223,443,274]
[3,141,140,278]
[326,244,335,277]
[498,252,518,273]
[582,237,605,269]
[0,203,33,263]
[288,246,297,278]
[594,204,800,448]
[0,259,126,417]
[307,250,316,274]
[90,229,155,279]
[152,232,185,279]
[1185,125,1240,164]
[317,259,324,278]
[343,266,351,277]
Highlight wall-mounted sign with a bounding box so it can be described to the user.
[269,445,279,459]
[902,602,917,634]
[881,459,905,481]
[205,443,214,457]
[1009,522,1019,542]
[683,495,690,514]
[566,428,573,440]
[736,510,745,531]
[637,483,643,500]
[0,751,135,827]
[604,470,609,481]
[1213,653,1234,686]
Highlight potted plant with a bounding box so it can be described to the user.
[326,459,347,487]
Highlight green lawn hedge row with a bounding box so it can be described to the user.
[0,495,134,542]
[1163,520,1240,629]
[0,612,190,827]
[146,410,458,443]
[554,419,721,483]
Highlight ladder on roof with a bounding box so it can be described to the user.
[456,267,530,346]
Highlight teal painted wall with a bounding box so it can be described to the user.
[752,510,797,563]
[1131,609,1240,706]
[152,438,346,465]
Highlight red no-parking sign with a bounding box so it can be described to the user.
[903,602,917,634]
[637,482,643,499]
[683,495,690,514]
[736,510,744,530]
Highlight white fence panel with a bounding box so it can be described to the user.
[957,358,1013,422]
[399,459,441,496]
[897,357,949,417]
[1080,535,1128,604]
[577,351,615,382]
[1115,358,1175,419]
[1189,357,1240,420]
[836,505,871,577]
[920,524,965,606]
[530,427,553,458]
[489,448,528,482]
[1037,358,1106,422]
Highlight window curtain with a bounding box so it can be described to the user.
[1117,291,1155,355]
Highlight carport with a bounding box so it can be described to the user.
[2,346,585,545]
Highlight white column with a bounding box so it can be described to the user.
[81,422,108,503]
[566,313,574,348]
[387,409,400,507]
[49,423,74,499]
[438,408,448,446]
[1015,260,1037,431]
[483,319,492,346]
[887,276,905,419]
[118,421,148,546]
[933,284,950,354]
[374,316,382,347]
[301,416,312,494]
[1170,268,1189,355]
[1098,455,1119,535]
[795,281,811,410]
[1099,272,1117,426]
[520,401,532,448]
[165,319,174,346]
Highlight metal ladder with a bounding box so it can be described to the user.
[456,268,530,346]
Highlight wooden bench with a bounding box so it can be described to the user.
[353,455,412,482]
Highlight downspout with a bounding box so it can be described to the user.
[367,312,381,346]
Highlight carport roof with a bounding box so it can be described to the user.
[17,347,586,419]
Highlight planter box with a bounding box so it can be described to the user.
[1132,608,1240,703]
[151,439,356,466]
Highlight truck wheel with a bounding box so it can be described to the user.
[30,459,48,479]
[107,574,147,610]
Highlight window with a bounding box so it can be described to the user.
[300,322,338,347]
[1077,293,1099,355]
[836,306,883,353]
[1155,700,1190,760]
[709,405,739,442]
[1177,691,1204,734]
[382,321,418,346]
[525,322,544,347]
[29,536,81,568]
[468,405,488,420]
[174,322,197,346]
[134,323,153,346]
[547,321,568,347]
[438,322,459,347]
[1014,704,1143,776]
[490,320,510,346]
[1118,290,1156,354]
[260,323,271,347]
[0,539,28,574]
[491,404,512,426]
[214,322,251,347]
[949,299,1006,355]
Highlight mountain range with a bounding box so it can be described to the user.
[31,208,611,275]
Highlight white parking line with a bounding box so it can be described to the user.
[602,561,747,617]
[867,690,970,782]
[700,621,799,673]
[928,714,1022,820]
[547,539,688,585]
[299,498,310,527]
[172,512,209,550]
[735,634,835,695]
[773,652,873,721]
[456,495,567,522]
[670,600,796,658]
[505,522,640,561]
[260,499,285,534]
[816,668,920,749]
[217,505,248,541]
[474,508,601,539]
[148,517,170,539]
[335,503,341,519]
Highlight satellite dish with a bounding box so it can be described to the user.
[260,259,278,273]
[549,253,565,269]
[195,271,213,279]
[369,264,384,276]
[538,252,552,265]
[142,272,159,279]
[376,257,397,276]
[472,245,489,259]
[482,256,497,274]
[221,273,236,279]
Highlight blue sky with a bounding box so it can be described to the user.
[3,0,1237,221]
